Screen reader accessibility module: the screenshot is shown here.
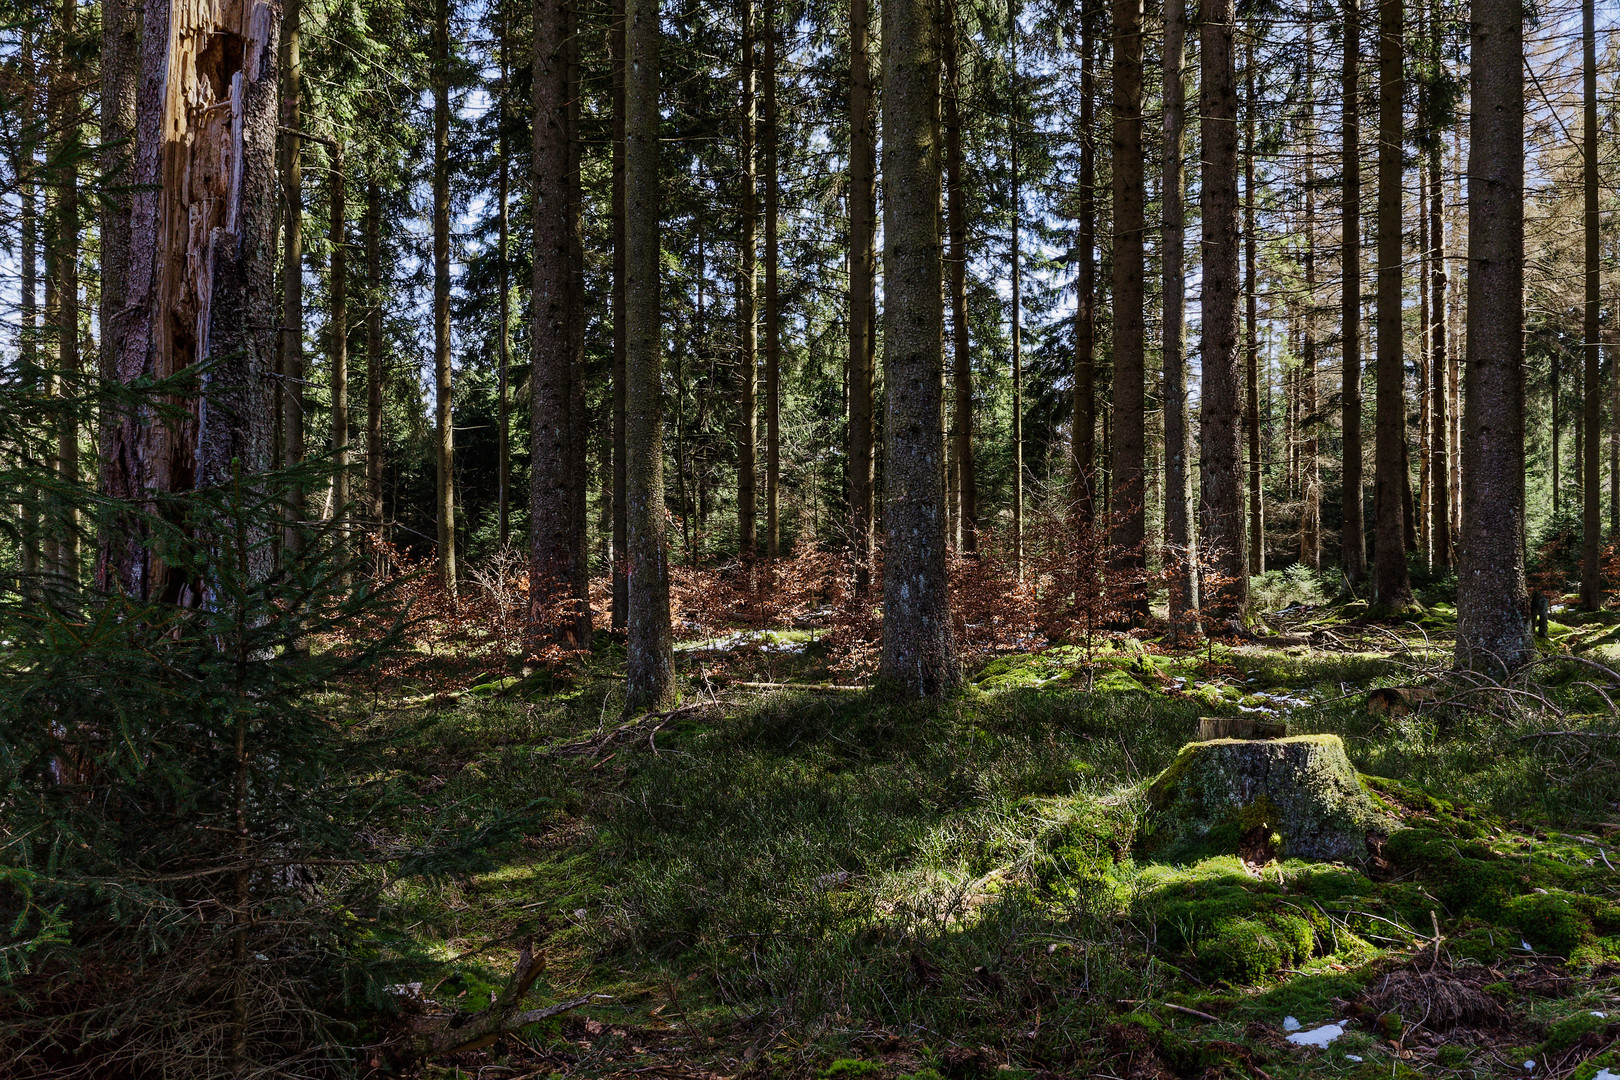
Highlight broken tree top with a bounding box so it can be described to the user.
[1142,735,1397,864]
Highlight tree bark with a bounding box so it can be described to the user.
[1243,47,1262,577]
[943,7,974,553]
[1372,0,1412,609]
[565,0,591,637]
[432,0,456,595]
[879,0,958,696]
[100,0,140,485]
[848,0,877,587]
[329,138,348,568]
[611,0,629,626]
[99,0,282,598]
[737,0,758,557]
[1340,0,1366,584]
[366,177,384,533]
[498,18,512,548]
[1581,0,1603,608]
[1301,24,1321,571]
[1162,0,1197,626]
[1199,0,1247,619]
[1428,22,1450,569]
[48,0,81,581]
[17,29,39,579]
[764,0,780,558]
[1111,0,1145,616]
[1456,0,1530,671]
[1073,2,1097,523]
[530,0,588,645]
[624,0,675,710]
[281,0,304,556]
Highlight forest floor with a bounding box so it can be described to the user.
[357,596,1620,1080]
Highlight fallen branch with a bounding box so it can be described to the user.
[736,681,866,692]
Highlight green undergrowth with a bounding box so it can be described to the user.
[358,625,1620,1079]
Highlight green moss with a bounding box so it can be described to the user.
[1569,935,1620,968]
[819,1060,884,1078]
[1507,891,1590,954]
[1542,1010,1616,1054]
[1197,913,1315,983]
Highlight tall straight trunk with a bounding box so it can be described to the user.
[1162,0,1197,623]
[1199,0,1247,619]
[530,0,587,644]
[18,30,39,578]
[1073,1,1097,522]
[329,139,348,562]
[99,0,281,597]
[565,0,591,634]
[1581,0,1604,607]
[432,0,456,594]
[1449,129,1463,544]
[611,0,629,625]
[737,0,758,557]
[944,8,975,552]
[764,0,780,557]
[1372,0,1412,608]
[1111,0,1146,615]
[1301,25,1321,570]
[1340,0,1366,583]
[848,0,877,587]
[498,18,512,547]
[1457,0,1529,670]
[879,0,957,696]
[49,0,80,580]
[100,0,139,478]
[282,0,304,554]
[1011,12,1025,574]
[1611,324,1619,537]
[1553,350,1562,515]
[366,178,384,529]
[624,0,675,710]
[1243,49,1261,576]
[1429,132,1449,567]
[1418,160,1431,565]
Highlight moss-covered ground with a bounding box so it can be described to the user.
[353,602,1620,1079]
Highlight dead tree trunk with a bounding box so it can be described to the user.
[99,0,282,599]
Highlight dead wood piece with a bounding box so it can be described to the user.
[737,681,866,692]
[1195,716,1289,741]
[1366,686,1438,717]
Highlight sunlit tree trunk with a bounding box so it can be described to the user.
[764,0,780,558]
[1581,0,1604,608]
[329,138,348,569]
[1111,0,1145,615]
[1073,2,1097,523]
[432,0,456,594]
[1340,0,1366,584]
[944,8,974,553]
[1243,46,1262,576]
[1456,0,1529,671]
[737,0,758,557]
[1162,0,1198,626]
[624,0,675,710]
[366,177,384,534]
[879,0,958,695]
[1372,0,1413,609]
[611,0,629,625]
[1301,25,1321,571]
[281,0,304,556]
[848,0,877,588]
[48,0,81,581]
[1200,0,1247,619]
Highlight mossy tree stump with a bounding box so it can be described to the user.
[1142,735,1394,863]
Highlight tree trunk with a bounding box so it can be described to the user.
[1011,16,1026,575]
[1111,0,1145,616]
[366,177,385,534]
[281,0,304,556]
[530,0,587,645]
[1162,0,1198,625]
[432,0,456,595]
[1199,0,1248,619]
[1340,0,1366,585]
[624,0,675,710]
[1581,0,1604,608]
[1456,0,1530,671]
[764,0,780,558]
[49,0,81,581]
[879,0,958,696]
[1372,0,1412,610]
[848,0,877,587]
[99,0,281,598]
[100,0,139,485]
[943,7,974,553]
[1301,25,1321,571]
[1243,48,1262,577]
[1074,2,1097,523]
[17,29,39,579]
[498,20,512,548]
[1429,84,1450,567]
[329,138,348,568]
[1418,158,1431,567]
[611,0,629,626]
[565,0,591,637]
[737,0,758,558]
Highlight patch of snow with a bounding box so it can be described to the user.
[1591,1069,1620,1080]
[1524,1061,1537,1073]
[1593,1011,1609,1018]
[1522,939,1534,951]
[1345,1055,1363,1063]
[1285,1022,1344,1047]
[1282,1016,1302,1032]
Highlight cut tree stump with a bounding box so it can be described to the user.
[1142,735,1395,863]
